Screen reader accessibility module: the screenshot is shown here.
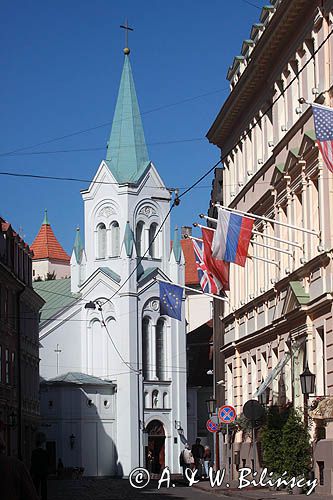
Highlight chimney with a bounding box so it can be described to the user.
[181,226,192,238]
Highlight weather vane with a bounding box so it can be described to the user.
[120,19,134,55]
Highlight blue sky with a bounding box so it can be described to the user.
[1,0,267,253]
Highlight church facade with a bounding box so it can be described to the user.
[35,48,187,477]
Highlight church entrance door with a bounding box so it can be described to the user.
[146,420,165,474]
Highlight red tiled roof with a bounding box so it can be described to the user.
[181,238,199,286]
[31,223,70,262]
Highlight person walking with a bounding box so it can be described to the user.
[0,435,38,500]
[30,433,49,500]
[203,445,211,478]
[181,444,195,484]
[191,438,204,478]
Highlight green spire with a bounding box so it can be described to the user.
[172,226,182,263]
[106,53,150,183]
[124,221,134,257]
[73,227,83,263]
[42,209,50,225]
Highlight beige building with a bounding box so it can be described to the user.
[207,0,333,493]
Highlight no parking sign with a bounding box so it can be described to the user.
[218,405,236,424]
[206,419,219,433]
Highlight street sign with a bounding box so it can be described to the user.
[243,399,265,421]
[218,405,236,423]
[206,419,219,433]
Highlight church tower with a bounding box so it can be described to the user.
[37,41,187,477]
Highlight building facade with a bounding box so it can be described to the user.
[35,47,187,477]
[207,0,333,493]
[0,217,44,464]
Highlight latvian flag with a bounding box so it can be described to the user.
[192,239,220,294]
[312,103,333,173]
[212,208,253,267]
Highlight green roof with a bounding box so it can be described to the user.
[305,129,316,141]
[99,267,121,283]
[42,209,50,225]
[33,278,79,324]
[137,266,159,284]
[289,281,310,305]
[73,227,84,263]
[123,221,134,257]
[275,162,285,174]
[106,54,150,184]
[45,372,115,386]
[172,227,182,263]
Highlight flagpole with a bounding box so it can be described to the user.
[250,240,293,256]
[213,204,319,237]
[155,278,228,303]
[199,215,303,249]
[188,231,279,267]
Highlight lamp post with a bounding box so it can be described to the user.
[206,396,219,469]
[300,363,316,428]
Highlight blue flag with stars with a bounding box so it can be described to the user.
[159,282,183,321]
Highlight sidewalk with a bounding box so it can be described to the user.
[193,479,333,499]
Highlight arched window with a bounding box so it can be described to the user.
[144,391,150,409]
[148,223,158,258]
[97,223,106,259]
[152,389,159,408]
[156,318,166,381]
[110,221,120,257]
[136,221,144,257]
[142,317,150,380]
[163,392,169,409]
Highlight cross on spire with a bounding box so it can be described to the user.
[120,19,133,54]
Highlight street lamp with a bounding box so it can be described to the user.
[300,363,316,428]
[206,396,217,417]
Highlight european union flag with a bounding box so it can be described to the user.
[159,282,183,321]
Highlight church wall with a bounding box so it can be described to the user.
[40,384,116,476]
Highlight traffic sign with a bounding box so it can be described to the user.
[218,405,236,423]
[206,419,219,433]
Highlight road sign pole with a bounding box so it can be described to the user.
[252,421,256,474]
[226,423,229,482]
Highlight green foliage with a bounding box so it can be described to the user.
[45,271,57,280]
[280,409,311,477]
[261,406,311,478]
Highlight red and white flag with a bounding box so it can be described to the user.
[202,228,230,291]
[312,103,333,173]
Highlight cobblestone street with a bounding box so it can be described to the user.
[47,478,331,500]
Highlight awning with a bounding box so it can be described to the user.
[253,340,304,398]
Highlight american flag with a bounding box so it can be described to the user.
[312,104,333,173]
[192,239,220,295]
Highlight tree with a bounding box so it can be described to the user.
[280,409,311,478]
[45,271,56,280]
[261,405,289,474]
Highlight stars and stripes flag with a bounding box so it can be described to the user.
[312,103,333,173]
[192,238,220,294]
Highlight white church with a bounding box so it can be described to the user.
[34,46,187,477]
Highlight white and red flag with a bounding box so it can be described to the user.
[202,227,230,291]
[312,103,333,173]
[212,208,253,267]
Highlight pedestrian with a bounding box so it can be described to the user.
[181,444,195,484]
[191,438,204,477]
[0,434,38,500]
[57,458,64,479]
[30,432,49,500]
[203,445,211,478]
